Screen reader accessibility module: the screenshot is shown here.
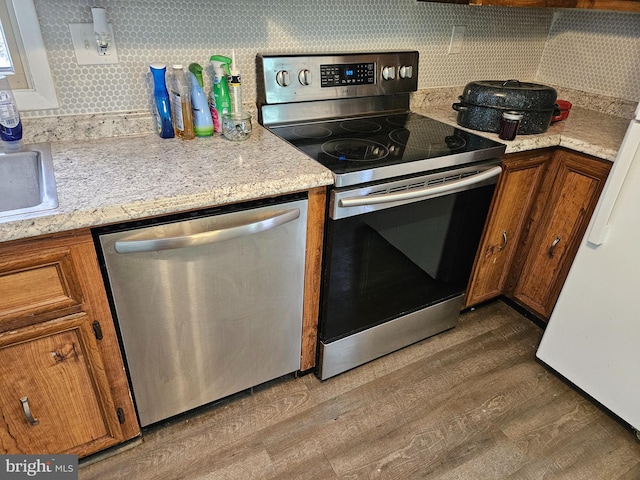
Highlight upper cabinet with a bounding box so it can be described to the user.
[417,0,640,12]
[574,0,640,10]
[469,0,575,6]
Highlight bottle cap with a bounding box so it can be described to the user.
[230,49,240,76]
[502,111,524,121]
[3,139,24,152]
[172,64,184,70]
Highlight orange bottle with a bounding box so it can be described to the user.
[169,64,195,140]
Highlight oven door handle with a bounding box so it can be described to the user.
[338,165,503,208]
[114,208,300,253]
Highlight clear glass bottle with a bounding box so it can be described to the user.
[169,64,195,140]
[0,75,23,147]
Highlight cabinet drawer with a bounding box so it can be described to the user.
[0,248,84,331]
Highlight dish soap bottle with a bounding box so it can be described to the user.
[0,75,23,150]
[149,63,174,139]
[209,55,232,133]
[170,64,195,140]
[228,49,242,113]
[188,63,214,137]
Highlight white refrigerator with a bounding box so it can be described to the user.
[536,102,640,434]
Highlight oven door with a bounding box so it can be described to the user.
[318,161,501,379]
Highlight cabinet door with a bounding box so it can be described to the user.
[575,0,640,11]
[464,150,551,308]
[0,313,124,456]
[418,0,578,5]
[512,150,611,319]
[469,0,577,5]
[419,0,639,10]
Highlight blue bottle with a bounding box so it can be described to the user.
[188,63,214,137]
[149,63,174,138]
[0,75,22,143]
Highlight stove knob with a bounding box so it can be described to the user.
[276,70,291,87]
[399,65,413,79]
[382,65,396,81]
[298,69,312,86]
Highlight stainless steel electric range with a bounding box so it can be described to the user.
[257,51,506,380]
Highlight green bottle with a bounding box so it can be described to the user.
[209,55,232,133]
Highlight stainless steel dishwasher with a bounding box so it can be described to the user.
[95,195,308,427]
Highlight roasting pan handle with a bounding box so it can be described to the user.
[502,79,522,87]
[452,102,468,112]
[339,166,503,208]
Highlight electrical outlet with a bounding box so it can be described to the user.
[448,25,466,55]
[69,23,119,65]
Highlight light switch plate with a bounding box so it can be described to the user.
[69,23,119,65]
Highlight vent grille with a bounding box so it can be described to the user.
[369,170,482,196]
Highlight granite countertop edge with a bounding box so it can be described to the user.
[0,125,334,243]
[1,104,630,243]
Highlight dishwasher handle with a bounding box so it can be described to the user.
[114,208,300,253]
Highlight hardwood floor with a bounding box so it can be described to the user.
[79,300,640,479]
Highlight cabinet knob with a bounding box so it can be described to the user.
[20,396,39,426]
[548,236,561,258]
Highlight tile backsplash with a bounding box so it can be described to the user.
[537,9,640,102]
[27,0,639,119]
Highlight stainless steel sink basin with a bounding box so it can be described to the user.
[0,142,58,220]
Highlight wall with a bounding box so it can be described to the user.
[28,1,638,119]
[537,9,640,102]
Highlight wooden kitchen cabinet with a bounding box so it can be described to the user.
[417,0,574,5]
[464,149,552,308]
[417,0,640,11]
[0,230,140,458]
[573,0,640,11]
[467,0,576,6]
[465,148,611,321]
[509,149,611,319]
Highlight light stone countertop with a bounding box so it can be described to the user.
[0,124,334,242]
[1,103,631,243]
[418,104,630,161]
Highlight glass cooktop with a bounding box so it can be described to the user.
[268,112,505,188]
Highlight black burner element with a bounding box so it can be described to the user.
[321,138,389,162]
[389,128,466,155]
[340,119,382,133]
[292,125,333,139]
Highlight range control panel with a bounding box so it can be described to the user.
[320,62,375,87]
[257,51,419,106]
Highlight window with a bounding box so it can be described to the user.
[0,0,58,110]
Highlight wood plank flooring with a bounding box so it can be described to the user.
[79,300,640,479]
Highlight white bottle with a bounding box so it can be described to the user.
[228,50,242,114]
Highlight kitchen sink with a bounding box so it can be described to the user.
[0,142,58,221]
